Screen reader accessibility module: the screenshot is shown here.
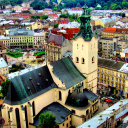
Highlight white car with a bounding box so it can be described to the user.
[108,96,114,100]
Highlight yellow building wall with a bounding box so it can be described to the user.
[95,20,104,27]
[72,115,84,127]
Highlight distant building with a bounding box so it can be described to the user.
[0,42,6,59]
[0,35,9,48]
[33,31,45,48]
[98,57,128,97]
[68,7,82,16]
[0,57,9,77]
[9,29,34,48]
[77,99,128,128]
[98,36,128,58]
[31,21,49,30]
[102,27,128,40]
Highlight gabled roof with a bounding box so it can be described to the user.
[102,27,116,33]
[83,89,98,102]
[51,57,86,89]
[32,102,71,126]
[47,33,65,46]
[4,66,58,105]
[98,57,124,70]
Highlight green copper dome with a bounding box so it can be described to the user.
[73,4,94,41]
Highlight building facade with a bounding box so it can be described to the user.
[102,27,128,40]
[0,35,9,48]
[46,33,72,62]
[33,31,45,48]
[97,57,128,97]
[77,99,128,128]
[0,57,9,77]
[99,37,128,58]
[9,29,34,48]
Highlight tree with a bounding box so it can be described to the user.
[54,23,59,28]
[39,112,58,128]
[40,15,48,19]
[11,10,15,13]
[1,78,10,98]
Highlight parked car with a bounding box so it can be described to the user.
[108,103,114,107]
[108,96,114,100]
[101,97,107,101]
[106,99,112,103]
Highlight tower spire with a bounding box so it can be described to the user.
[73,2,94,41]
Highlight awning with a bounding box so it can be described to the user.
[97,82,108,87]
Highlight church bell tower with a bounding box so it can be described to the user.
[72,5,98,93]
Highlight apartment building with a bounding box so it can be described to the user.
[0,57,9,77]
[102,27,128,40]
[77,99,128,128]
[0,35,9,48]
[99,37,128,58]
[0,42,6,60]
[33,31,45,48]
[9,29,34,48]
[46,33,72,62]
[97,57,128,98]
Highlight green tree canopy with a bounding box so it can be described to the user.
[1,78,10,98]
[39,112,58,128]
[54,23,59,28]
[40,15,48,19]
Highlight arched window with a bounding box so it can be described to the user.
[86,109,89,115]
[59,91,62,100]
[68,90,70,95]
[32,101,35,116]
[25,106,28,128]
[77,44,78,49]
[76,57,79,63]
[82,45,83,50]
[15,108,21,128]
[92,56,94,63]
[82,58,85,64]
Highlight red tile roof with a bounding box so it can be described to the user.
[51,28,79,40]
[48,14,58,17]
[12,13,31,18]
[71,7,82,11]
[58,21,70,24]
[102,27,116,33]
[115,28,128,34]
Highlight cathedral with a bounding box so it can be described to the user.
[2,5,100,128]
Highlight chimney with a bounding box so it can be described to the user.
[99,115,102,120]
[120,101,123,106]
[63,80,65,85]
